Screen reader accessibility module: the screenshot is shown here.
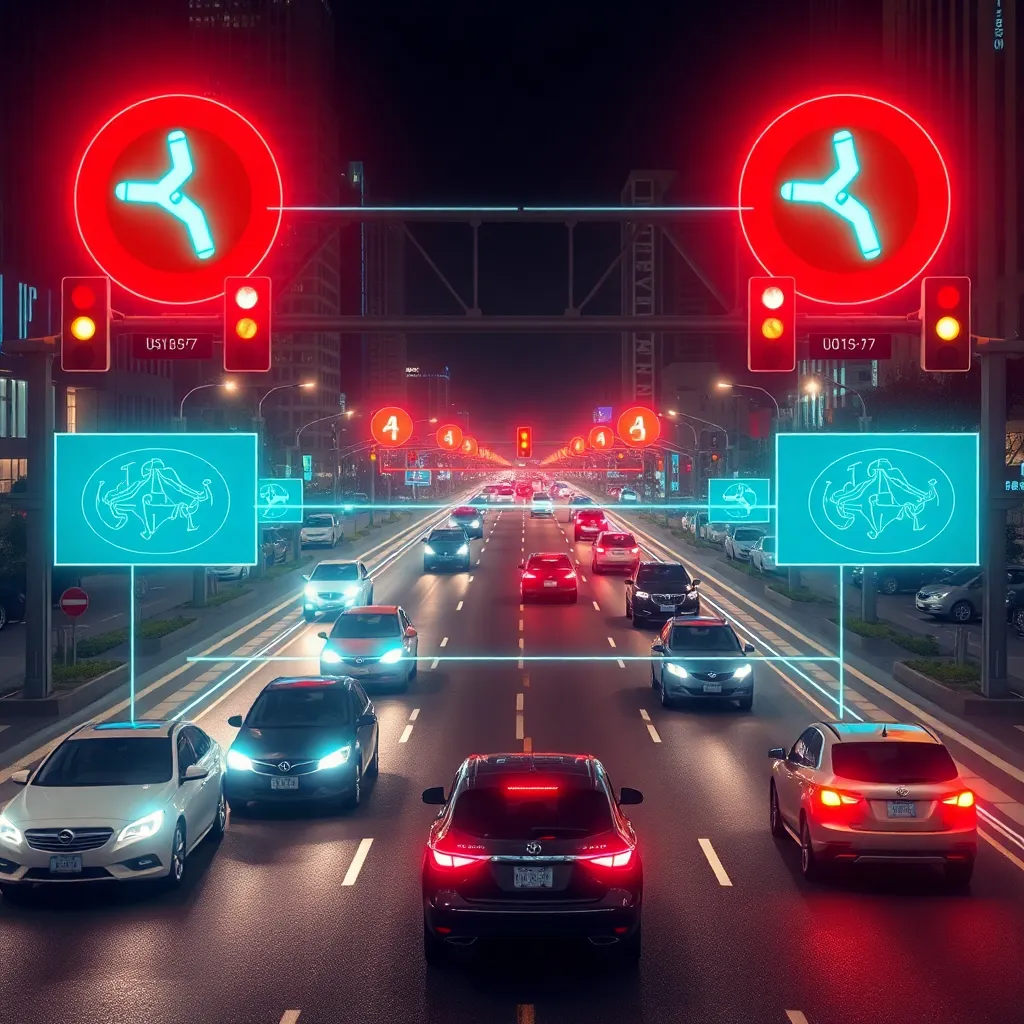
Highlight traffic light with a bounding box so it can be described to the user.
[921,276,971,372]
[61,276,110,372]
[684,459,693,473]
[224,276,272,372]
[748,276,796,372]
[517,426,532,459]
[407,450,418,468]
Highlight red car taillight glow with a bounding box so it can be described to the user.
[819,787,861,807]
[630,547,639,554]
[564,571,577,579]
[585,846,635,868]
[942,790,975,808]
[522,571,536,579]
[595,547,605,553]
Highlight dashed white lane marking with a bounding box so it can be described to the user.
[342,838,374,886]
[785,1013,810,1024]
[280,1012,301,1024]
[409,708,420,721]
[456,600,464,611]
[520,603,525,611]
[468,575,474,582]
[618,659,626,668]
[698,838,733,886]
[581,574,587,582]
[516,713,525,740]
[645,722,662,743]
[593,600,601,611]
[440,636,449,648]
[523,736,533,753]
[519,637,525,649]
[639,708,651,722]
[519,618,524,631]
[516,693,524,711]
[1016,725,1024,734]
[430,658,439,669]
[523,673,530,688]
[399,724,414,744]
[607,637,616,648]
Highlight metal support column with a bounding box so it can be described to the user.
[251,416,266,580]
[981,351,1009,697]
[860,572,877,624]
[23,350,54,699]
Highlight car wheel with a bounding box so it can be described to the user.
[659,673,673,708]
[799,817,821,881]
[210,787,227,840]
[880,576,900,595]
[0,604,7,631]
[165,820,187,889]
[592,563,600,574]
[303,611,315,623]
[736,695,753,711]
[227,798,248,818]
[945,859,974,889]
[626,601,632,619]
[368,739,380,777]
[343,761,363,811]
[950,600,974,623]
[423,917,446,966]
[769,782,786,838]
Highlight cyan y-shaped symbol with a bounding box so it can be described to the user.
[780,130,881,261]
[114,130,215,260]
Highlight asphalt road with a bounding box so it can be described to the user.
[1,501,1023,1024]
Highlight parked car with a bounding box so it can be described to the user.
[703,521,731,546]
[724,526,765,562]
[749,535,779,575]
[0,581,26,630]
[852,565,951,595]
[301,513,343,548]
[915,566,1024,623]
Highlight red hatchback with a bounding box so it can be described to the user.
[574,508,610,541]
[520,552,578,603]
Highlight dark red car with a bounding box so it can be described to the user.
[574,508,610,542]
[519,552,578,603]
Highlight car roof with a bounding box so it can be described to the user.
[313,559,357,567]
[265,675,353,691]
[527,551,571,560]
[669,615,729,627]
[344,605,399,615]
[638,560,686,569]
[821,722,940,744]
[577,508,606,516]
[452,506,477,514]
[73,719,176,739]
[464,753,600,782]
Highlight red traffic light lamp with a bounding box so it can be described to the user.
[61,276,111,372]
[224,276,272,372]
[921,276,971,372]
[517,426,532,459]
[747,276,795,372]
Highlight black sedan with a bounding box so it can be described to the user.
[625,560,701,626]
[224,676,379,812]
[423,528,472,572]
[421,753,643,964]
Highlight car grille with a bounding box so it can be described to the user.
[317,592,345,600]
[25,866,114,881]
[690,670,736,682]
[25,827,113,852]
[250,759,320,777]
[650,594,688,603]
[341,656,381,666]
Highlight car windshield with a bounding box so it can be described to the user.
[734,528,763,542]
[34,738,172,787]
[247,686,352,728]
[579,511,606,522]
[310,563,358,581]
[330,613,401,638]
[602,534,634,546]
[939,568,979,586]
[498,487,514,495]
[429,530,465,542]
[305,515,334,527]
[532,495,551,502]
[452,508,476,517]
[638,564,691,585]
[527,555,572,571]
[831,742,959,784]
[450,780,615,839]
[571,496,592,504]
[669,625,742,652]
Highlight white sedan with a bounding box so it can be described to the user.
[0,719,226,899]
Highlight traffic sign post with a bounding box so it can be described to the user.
[58,587,89,666]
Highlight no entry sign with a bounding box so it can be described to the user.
[59,587,90,618]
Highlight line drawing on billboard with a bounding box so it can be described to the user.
[708,478,771,524]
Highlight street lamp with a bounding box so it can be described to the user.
[715,380,781,420]
[803,374,868,424]
[178,380,237,420]
[257,380,315,419]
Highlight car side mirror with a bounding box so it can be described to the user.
[652,642,666,654]
[744,643,756,654]
[317,631,328,640]
[356,713,375,728]
[182,764,209,782]
[518,561,525,570]
[691,578,702,587]
[619,787,644,805]
[768,747,786,760]
[405,626,418,639]
[422,786,446,805]
[10,769,29,786]
[227,714,243,728]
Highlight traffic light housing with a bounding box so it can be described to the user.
[517,426,532,459]
[61,276,110,372]
[407,450,418,468]
[921,276,971,372]
[748,276,796,372]
[224,276,272,372]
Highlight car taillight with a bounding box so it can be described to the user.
[564,571,577,579]
[522,571,536,579]
[430,846,487,869]
[819,787,861,807]
[630,547,639,554]
[586,847,635,868]
[595,547,605,553]
[942,790,975,808]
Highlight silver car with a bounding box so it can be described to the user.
[319,606,419,689]
[914,566,1024,623]
[302,560,373,622]
[724,526,765,562]
[749,535,779,574]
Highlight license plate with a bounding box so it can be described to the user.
[271,776,300,791]
[612,549,626,555]
[49,854,82,874]
[514,866,553,888]
[887,800,916,818]
[543,580,558,587]
[702,683,722,693]
[660,604,676,612]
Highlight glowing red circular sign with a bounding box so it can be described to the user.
[569,436,586,456]
[738,94,950,306]
[588,425,614,450]
[617,407,660,449]
[74,94,283,305]
[436,424,464,450]
[460,436,479,457]
[370,407,414,448]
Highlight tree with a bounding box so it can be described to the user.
[866,369,979,432]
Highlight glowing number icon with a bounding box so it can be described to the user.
[617,406,660,449]
[461,436,479,456]
[444,430,453,446]
[370,407,413,448]
[588,426,612,450]
[114,130,215,260]
[780,130,881,261]
[436,424,464,451]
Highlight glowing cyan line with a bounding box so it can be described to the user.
[254,503,778,512]
[780,130,881,260]
[269,205,753,213]
[187,655,841,664]
[114,130,215,259]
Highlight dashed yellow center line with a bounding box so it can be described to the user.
[523,736,533,753]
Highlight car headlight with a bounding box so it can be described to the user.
[666,662,688,678]
[0,813,23,848]
[734,663,753,680]
[380,647,404,664]
[318,745,352,770]
[115,810,164,847]
[344,585,360,598]
[929,590,950,600]
[304,584,318,600]
[471,520,480,528]
[634,590,650,600]
[321,648,342,664]
[424,545,435,555]
[226,749,254,772]
[457,544,469,555]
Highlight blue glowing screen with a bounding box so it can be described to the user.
[708,477,771,525]
[258,477,304,524]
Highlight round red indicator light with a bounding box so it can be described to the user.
[936,285,960,310]
[70,285,95,309]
